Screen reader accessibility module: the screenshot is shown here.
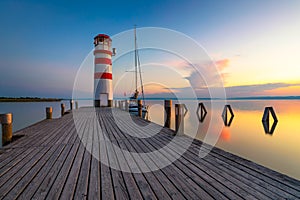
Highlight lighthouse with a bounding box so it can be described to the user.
[93,34,114,107]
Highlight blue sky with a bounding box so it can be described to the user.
[1,0,300,98]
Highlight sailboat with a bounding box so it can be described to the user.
[128,27,148,115]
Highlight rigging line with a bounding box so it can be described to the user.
[135,26,146,106]
[137,47,146,106]
[134,25,138,95]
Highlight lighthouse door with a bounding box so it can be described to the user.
[100,93,108,106]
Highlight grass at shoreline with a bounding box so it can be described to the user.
[0,97,62,102]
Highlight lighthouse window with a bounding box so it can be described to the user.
[99,38,104,42]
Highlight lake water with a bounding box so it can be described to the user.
[0,99,299,180]
[146,99,300,180]
[0,100,71,134]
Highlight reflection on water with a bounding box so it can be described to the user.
[262,120,278,135]
[146,100,300,180]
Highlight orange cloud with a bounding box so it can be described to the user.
[143,83,179,95]
[215,59,230,71]
[263,85,300,96]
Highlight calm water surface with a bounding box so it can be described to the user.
[0,99,299,180]
[146,100,300,180]
[0,101,71,134]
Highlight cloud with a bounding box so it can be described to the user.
[215,59,230,71]
[142,82,300,98]
[225,82,300,97]
[185,58,230,89]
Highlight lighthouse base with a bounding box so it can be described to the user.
[94,100,113,107]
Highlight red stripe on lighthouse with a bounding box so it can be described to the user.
[95,58,112,65]
[93,50,112,55]
[94,72,112,80]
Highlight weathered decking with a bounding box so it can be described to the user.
[0,107,300,199]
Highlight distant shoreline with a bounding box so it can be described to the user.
[0,97,62,102]
[114,96,300,101]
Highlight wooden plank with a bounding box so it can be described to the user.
[40,116,88,199]
[158,128,300,199]
[156,134,263,200]
[94,111,114,200]
[31,143,78,199]
[73,119,93,199]
[88,116,101,199]
[147,137,242,199]
[3,145,65,199]
[0,116,74,178]
[0,116,76,199]
[98,112,130,200]
[59,113,90,199]
[101,110,163,200]
[0,146,48,198]
[0,115,73,170]
[17,121,78,199]
[104,109,189,200]
[106,109,213,200]
[59,143,85,199]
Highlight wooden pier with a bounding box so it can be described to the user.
[0,107,300,199]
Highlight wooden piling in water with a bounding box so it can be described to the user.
[175,104,184,135]
[164,100,172,128]
[0,113,13,146]
[61,103,65,117]
[138,99,142,117]
[46,107,52,119]
[70,100,74,110]
[125,100,129,112]
[108,100,113,107]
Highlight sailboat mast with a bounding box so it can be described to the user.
[134,26,138,95]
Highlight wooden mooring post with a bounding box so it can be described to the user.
[75,101,78,109]
[175,104,187,135]
[46,107,52,119]
[125,100,129,112]
[70,100,74,110]
[138,99,142,117]
[0,113,13,146]
[61,103,65,117]
[164,100,172,128]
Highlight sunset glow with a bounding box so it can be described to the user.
[0,0,299,98]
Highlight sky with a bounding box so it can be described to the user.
[0,0,300,98]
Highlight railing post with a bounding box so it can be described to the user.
[125,100,129,112]
[75,101,78,109]
[46,107,52,119]
[164,100,172,128]
[70,100,74,110]
[121,101,124,110]
[108,100,113,107]
[175,104,184,135]
[0,113,13,146]
[138,99,142,117]
[61,103,65,117]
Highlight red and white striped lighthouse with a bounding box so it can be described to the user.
[93,34,114,107]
